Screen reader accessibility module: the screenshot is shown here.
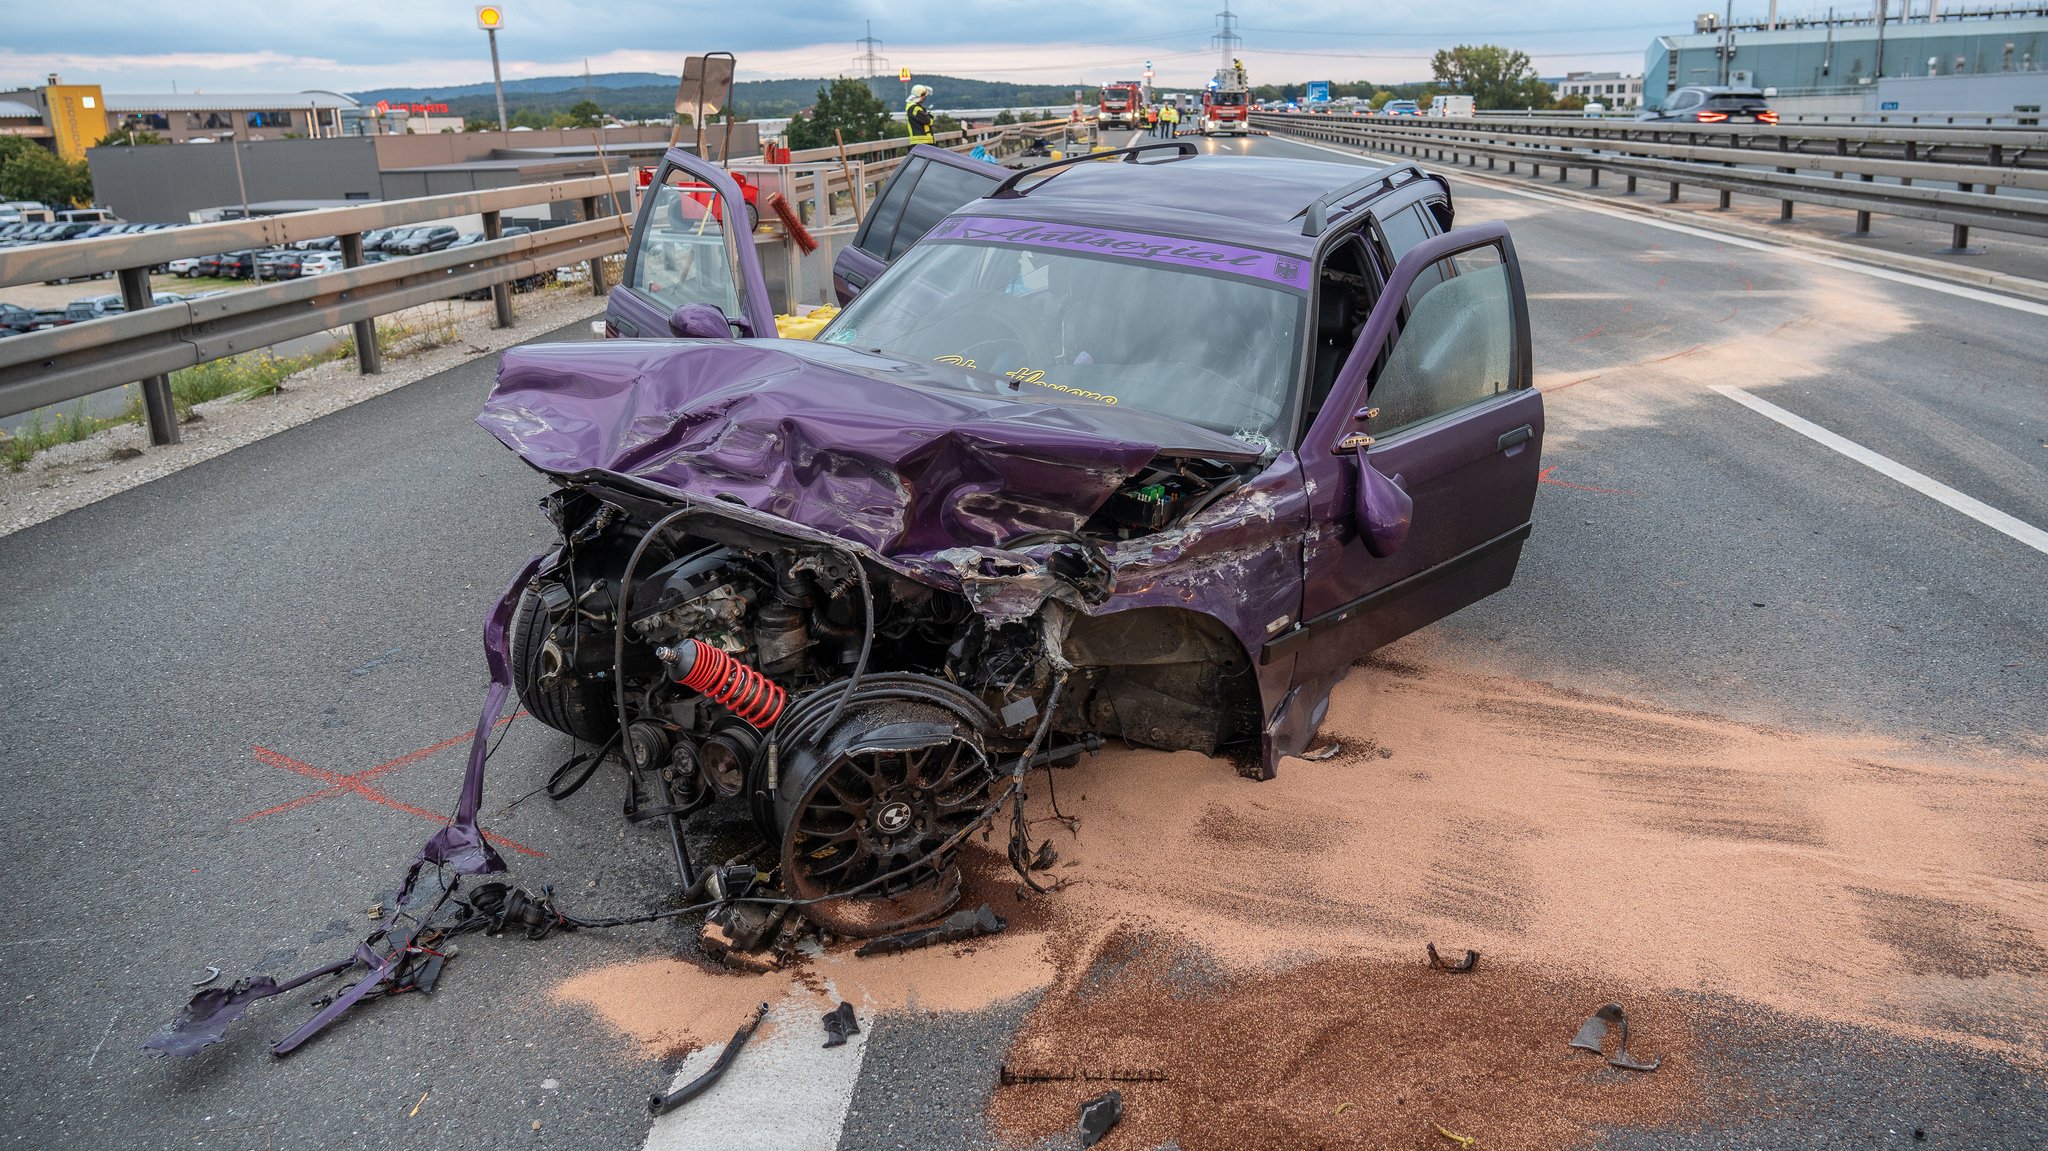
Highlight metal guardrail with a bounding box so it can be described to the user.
[0,119,1083,448]
[1253,111,2048,250]
[0,173,637,444]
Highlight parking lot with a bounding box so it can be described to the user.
[0,130,2043,1151]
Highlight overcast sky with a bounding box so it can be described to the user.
[4,2,1812,94]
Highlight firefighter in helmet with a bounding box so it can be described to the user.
[906,84,936,145]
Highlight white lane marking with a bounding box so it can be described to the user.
[1712,384,2048,557]
[1269,133,2048,319]
[640,993,868,1151]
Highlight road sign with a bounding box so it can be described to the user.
[899,67,911,83]
[1306,80,1330,103]
[1880,100,1900,110]
[476,4,503,29]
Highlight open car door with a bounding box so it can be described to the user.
[607,149,777,340]
[832,144,1006,304]
[1271,222,1543,679]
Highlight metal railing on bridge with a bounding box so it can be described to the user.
[1252,111,2048,252]
[0,118,1077,447]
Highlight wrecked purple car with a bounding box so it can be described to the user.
[480,143,1542,937]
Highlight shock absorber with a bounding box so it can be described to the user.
[659,639,786,728]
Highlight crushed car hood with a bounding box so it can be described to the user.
[481,338,1261,554]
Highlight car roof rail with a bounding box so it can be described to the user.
[1297,163,1429,237]
[989,141,1198,199]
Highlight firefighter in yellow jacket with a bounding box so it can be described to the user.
[906,84,935,145]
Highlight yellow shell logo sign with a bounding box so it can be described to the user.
[476,5,504,30]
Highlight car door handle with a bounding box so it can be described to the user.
[841,271,870,288]
[1497,424,1532,452]
[612,317,638,337]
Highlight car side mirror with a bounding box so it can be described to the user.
[669,302,735,339]
[1353,447,1412,558]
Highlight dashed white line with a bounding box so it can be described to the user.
[1711,384,2048,557]
[640,992,868,1151]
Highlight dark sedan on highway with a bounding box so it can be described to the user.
[461,142,1544,943]
[1641,85,1779,125]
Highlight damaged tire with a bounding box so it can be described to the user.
[510,587,617,744]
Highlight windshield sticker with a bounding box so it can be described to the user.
[927,217,1306,289]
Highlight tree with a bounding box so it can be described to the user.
[1552,93,1588,111]
[784,76,889,150]
[0,138,91,206]
[1369,90,1396,110]
[565,99,604,128]
[992,109,1016,125]
[1430,45,1553,110]
[93,129,166,147]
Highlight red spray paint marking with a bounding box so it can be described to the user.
[236,720,543,858]
[1571,326,1606,343]
[1538,465,1637,496]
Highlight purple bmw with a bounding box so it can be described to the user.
[476,141,1542,937]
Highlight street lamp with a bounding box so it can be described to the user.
[477,5,508,131]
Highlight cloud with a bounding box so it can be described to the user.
[3,1,1703,92]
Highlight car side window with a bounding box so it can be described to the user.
[1671,90,1701,110]
[854,158,925,260]
[885,162,999,261]
[1368,246,1516,436]
[629,167,749,321]
[1373,204,1445,297]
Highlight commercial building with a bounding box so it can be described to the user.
[1555,72,1645,109]
[1644,3,2048,111]
[0,80,116,159]
[85,125,755,223]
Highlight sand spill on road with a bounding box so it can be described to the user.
[551,648,2048,1147]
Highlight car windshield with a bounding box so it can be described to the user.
[819,217,1307,446]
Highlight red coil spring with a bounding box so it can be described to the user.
[673,639,785,728]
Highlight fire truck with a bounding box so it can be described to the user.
[1200,60,1251,136]
[1098,81,1143,130]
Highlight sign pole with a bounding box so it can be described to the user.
[489,29,508,130]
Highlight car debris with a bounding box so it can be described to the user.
[649,1002,769,1117]
[1436,1126,1477,1148]
[1568,1002,1661,1072]
[1078,1089,1124,1148]
[1000,1065,1167,1086]
[189,966,221,988]
[1426,943,1478,972]
[821,1001,860,1048]
[854,903,1006,957]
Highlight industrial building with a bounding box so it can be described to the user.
[1555,72,1646,108]
[1645,3,2048,112]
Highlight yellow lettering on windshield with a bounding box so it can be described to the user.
[935,354,978,369]
[1007,366,1117,406]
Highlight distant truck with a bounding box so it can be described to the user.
[1429,94,1475,117]
[1099,82,1143,130]
[1200,60,1251,136]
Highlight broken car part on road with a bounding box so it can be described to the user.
[1570,1002,1663,1072]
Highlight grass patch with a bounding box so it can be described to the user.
[344,304,462,361]
[2,402,126,471]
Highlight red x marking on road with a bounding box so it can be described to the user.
[236,717,543,858]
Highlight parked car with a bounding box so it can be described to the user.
[56,208,120,225]
[361,228,403,251]
[255,248,302,277]
[168,255,208,277]
[214,251,259,279]
[0,302,62,333]
[388,225,460,255]
[494,143,1543,942]
[446,232,486,250]
[61,294,126,323]
[296,252,346,275]
[1640,85,1778,125]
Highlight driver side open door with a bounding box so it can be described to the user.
[1271,222,1543,678]
[606,149,777,340]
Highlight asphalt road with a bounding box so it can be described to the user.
[0,130,2042,1150]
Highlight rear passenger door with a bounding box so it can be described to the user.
[832,145,1004,304]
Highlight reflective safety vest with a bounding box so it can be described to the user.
[1162,105,1179,123]
[905,99,935,144]
[1145,107,1158,124]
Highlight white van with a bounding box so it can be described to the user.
[57,208,120,224]
[1428,95,1475,117]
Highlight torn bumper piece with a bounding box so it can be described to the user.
[1569,1002,1662,1072]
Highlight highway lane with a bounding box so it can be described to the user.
[1217,128,2048,755]
[0,133,2039,1151]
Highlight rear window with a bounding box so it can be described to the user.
[863,160,1000,262]
[1706,92,1768,109]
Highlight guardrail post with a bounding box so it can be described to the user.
[1717,189,1732,210]
[580,195,608,296]
[1779,168,1795,220]
[1588,167,1600,188]
[483,210,515,329]
[339,232,382,376]
[1625,174,1637,194]
[1668,182,1681,202]
[116,266,179,446]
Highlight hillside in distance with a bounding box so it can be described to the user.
[351,72,1087,121]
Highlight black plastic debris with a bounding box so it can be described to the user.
[1030,840,1060,871]
[649,1002,769,1116]
[1426,943,1478,973]
[855,903,1006,957]
[1569,1002,1661,1072]
[1078,1088,1123,1148]
[822,1001,860,1049]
